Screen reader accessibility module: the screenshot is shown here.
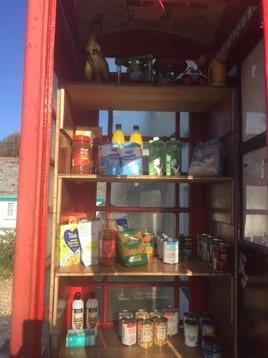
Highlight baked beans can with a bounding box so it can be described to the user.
[118,310,134,336]
[121,317,137,346]
[162,306,179,335]
[149,309,162,319]
[153,316,168,346]
[138,319,153,348]
[135,309,150,320]
[163,238,179,264]
[216,242,231,272]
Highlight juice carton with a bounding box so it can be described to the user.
[148,137,164,176]
[166,138,181,176]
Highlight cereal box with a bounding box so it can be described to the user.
[59,223,81,267]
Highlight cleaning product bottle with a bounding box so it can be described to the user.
[112,123,125,146]
[71,292,84,330]
[86,291,99,335]
[130,125,143,149]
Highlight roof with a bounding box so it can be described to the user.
[0,157,19,196]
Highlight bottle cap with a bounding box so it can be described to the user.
[133,125,139,130]
[115,124,122,130]
[74,292,81,299]
[90,291,96,299]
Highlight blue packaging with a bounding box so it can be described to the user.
[120,142,142,175]
[99,143,121,175]
[66,329,96,347]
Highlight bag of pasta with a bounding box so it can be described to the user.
[117,228,148,267]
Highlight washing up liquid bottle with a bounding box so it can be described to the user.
[130,125,143,149]
[112,123,125,145]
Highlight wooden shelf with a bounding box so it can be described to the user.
[63,82,232,112]
[59,174,233,184]
[56,256,231,277]
[59,327,202,358]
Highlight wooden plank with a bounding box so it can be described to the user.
[63,83,232,113]
[56,257,232,277]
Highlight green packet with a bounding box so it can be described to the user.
[119,253,148,267]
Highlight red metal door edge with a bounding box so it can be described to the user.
[262,1,268,156]
[9,0,57,356]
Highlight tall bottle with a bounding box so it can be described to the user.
[112,123,125,145]
[71,292,84,330]
[86,291,99,335]
[130,125,143,149]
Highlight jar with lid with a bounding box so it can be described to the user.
[99,229,117,265]
[71,135,91,174]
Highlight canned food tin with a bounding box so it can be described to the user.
[143,229,154,257]
[138,319,153,349]
[182,235,194,259]
[149,310,162,319]
[121,317,137,346]
[157,233,168,260]
[201,319,216,337]
[184,319,198,347]
[153,316,168,346]
[162,306,179,335]
[118,310,134,336]
[202,335,223,358]
[183,312,198,335]
[163,238,179,264]
[135,309,150,320]
[216,242,231,272]
[210,238,223,268]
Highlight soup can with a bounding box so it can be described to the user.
[121,317,137,346]
[202,335,223,358]
[137,319,153,349]
[153,316,168,346]
[163,238,179,264]
[162,306,179,335]
[118,310,134,336]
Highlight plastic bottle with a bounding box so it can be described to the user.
[71,292,84,330]
[86,291,99,334]
[112,123,125,145]
[130,125,143,149]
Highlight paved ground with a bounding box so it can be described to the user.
[0,315,10,357]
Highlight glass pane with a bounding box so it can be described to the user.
[179,213,189,235]
[99,110,108,136]
[180,287,189,320]
[113,111,176,137]
[96,182,106,206]
[111,182,175,207]
[110,212,176,237]
[179,183,189,208]
[108,286,174,321]
[180,112,190,138]
[243,147,268,246]
[241,40,266,141]
[181,142,189,173]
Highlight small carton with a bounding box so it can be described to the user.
[166,138,181,176]
[98,143,121,175]
[149,137,164,176]
[120,142,142,175]
[59,223,80,267]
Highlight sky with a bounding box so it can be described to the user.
[0,1,27,140]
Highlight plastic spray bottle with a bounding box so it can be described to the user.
[86,291,99,335]
[71,292,84,330]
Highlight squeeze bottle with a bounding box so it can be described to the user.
[112,124,125,145]
[71,292,84,330]
[86,291,99,334]
[130,125,143,149]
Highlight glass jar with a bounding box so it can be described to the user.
[71,135,91,174]
[99,229,117,265]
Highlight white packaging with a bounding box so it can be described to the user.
[78,220,100,266]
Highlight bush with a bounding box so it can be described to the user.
[0,230,15,277]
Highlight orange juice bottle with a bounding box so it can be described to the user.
[130,125,143,149]
[112,124,125,145]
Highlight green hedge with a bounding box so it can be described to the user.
[0,231,15,277]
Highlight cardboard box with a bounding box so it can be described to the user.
[59,223,81,267]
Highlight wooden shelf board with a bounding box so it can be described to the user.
[59,327,202,358]
[63,82,232,113]
[56,257,231,277]
[59,174,233,184]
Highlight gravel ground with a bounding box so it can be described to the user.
[0,276,12,357]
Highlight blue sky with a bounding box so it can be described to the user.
[0,1,26,140]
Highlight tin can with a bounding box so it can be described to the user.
[183,312,198,336]
[153,316,168,346]
[157,233,168,259]
[202,335,223,358]
[184,319,198,347]
[162,306,179,335]
[149,309,162,319]
[121,317,137,346]
[118,310,134,336]
[163,238,179,264]
[137,319,154,348]
[216,242,231,272]
[201,319,216,337]
[182,235,194,259]
[135,309,150,320]
[143,229,154,257]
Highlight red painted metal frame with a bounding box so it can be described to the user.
[262,1,268,157]
[9,0,57,356]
